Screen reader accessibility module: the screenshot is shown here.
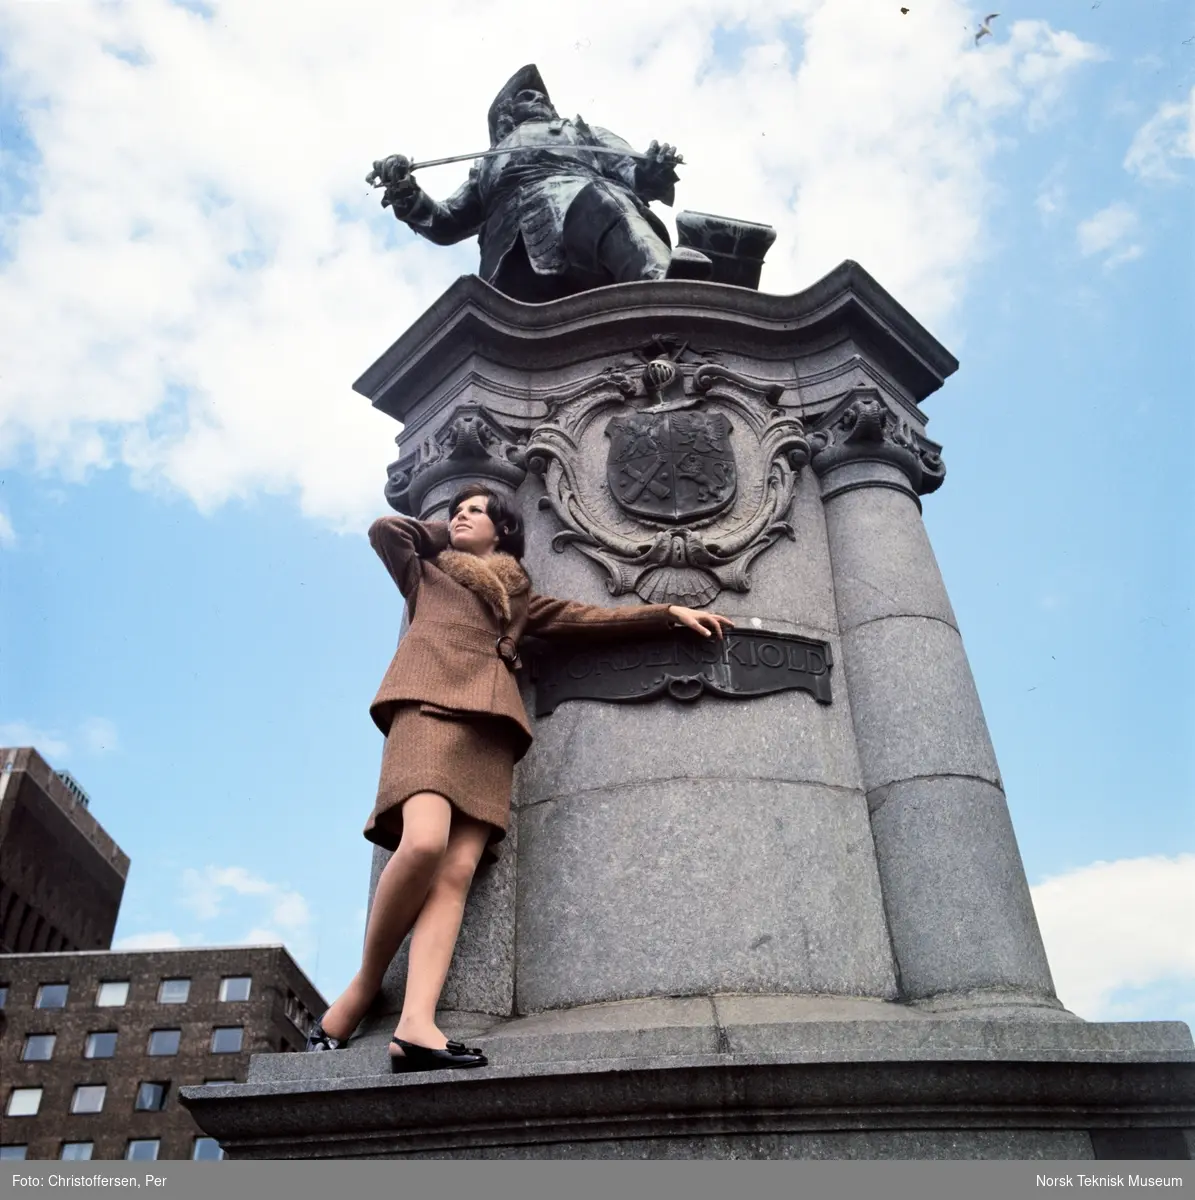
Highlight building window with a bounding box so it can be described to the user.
[60,1142,94,1161]
[192,1137,225,1161]
[210,1026,244,1054]
[22,1033,56,1061]
[219,976,252,1002]
[157,978,191,1004]
[0,1146,28,1160]
[134,1082,168,1112]
[125,1139,160,1161]
[0,984,8,1008]
[56,769,92,808]
[284,990,309,1031]
[84,1032,118,1059]
[96,981,130,1007]
[147,1029,181,1056]
[35,983,69,1009]
[6,1088,43,1117]
[70,1085,107,1115]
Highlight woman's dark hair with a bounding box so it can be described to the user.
[448,484,526,560]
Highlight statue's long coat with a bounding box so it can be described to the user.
[397,118,674,280]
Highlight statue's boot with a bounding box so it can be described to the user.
[665,245,714,281]
[595,209,674,282]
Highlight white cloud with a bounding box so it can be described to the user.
[80,715,120,754]
[240,926,293,946]
[0,1,1102,528]
[0,720,70,759]
[1076,201,1142,267]
[267,889,313,931]
[1035,180,1064,219]
[1031,855,1195,1020]
[179,864,315,959]
[112,930,184,950]
[182,864,277,919]
[1124,87,1195,181]
[0,510,15,548]
[1004,21,1108,130]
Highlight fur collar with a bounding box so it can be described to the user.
[434,549,530,624]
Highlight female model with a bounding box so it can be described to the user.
[306,482,733,1071]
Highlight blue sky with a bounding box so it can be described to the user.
[1,0,1192,1025]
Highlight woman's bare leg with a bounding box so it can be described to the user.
[318,792,452,1041]
[391,813,491,1052]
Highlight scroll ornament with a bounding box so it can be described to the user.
[809,389,945,495]
[385,404,529,516]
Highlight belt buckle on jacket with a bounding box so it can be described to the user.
[495,635,522,671]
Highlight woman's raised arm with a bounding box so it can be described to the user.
[368,516,451,599]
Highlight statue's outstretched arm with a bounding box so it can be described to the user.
[368,156,485,245]
[400,170,485,245]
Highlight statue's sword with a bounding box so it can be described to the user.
[408,146,682,171]
[367,144,684,189]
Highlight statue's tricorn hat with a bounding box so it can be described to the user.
[487,63,551,145]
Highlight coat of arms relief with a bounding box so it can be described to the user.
[525,346,811,608]
[606,408,737,523]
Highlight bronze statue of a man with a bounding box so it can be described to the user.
[367,64,712,302]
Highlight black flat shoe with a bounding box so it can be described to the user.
[305,1016,348,1052]
[389,1036,487,1072]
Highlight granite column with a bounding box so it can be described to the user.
[811,390,1062,1015]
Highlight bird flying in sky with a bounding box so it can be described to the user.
[975,12,1000,43]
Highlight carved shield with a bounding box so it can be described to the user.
[606,410,736,522]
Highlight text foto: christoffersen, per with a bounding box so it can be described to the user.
[9,1174,166,1188]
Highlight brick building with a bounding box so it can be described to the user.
[0,748,129,953]
[0,945,326,1161]
[0,749,328,1160]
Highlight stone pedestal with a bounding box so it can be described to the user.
[182,265,1194,1158]
[184,997,1195,1159]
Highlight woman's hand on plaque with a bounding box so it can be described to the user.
[668,606,735,640]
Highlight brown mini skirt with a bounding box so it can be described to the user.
[363,702,516,858]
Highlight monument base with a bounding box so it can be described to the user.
[181,996,1195,1160]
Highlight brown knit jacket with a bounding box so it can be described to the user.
[368,516,675,758]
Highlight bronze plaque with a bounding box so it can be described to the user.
[530,629,832,717]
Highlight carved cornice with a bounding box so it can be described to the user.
[809,389,945,498]
[354,262,959,423]
[525,356,810,607]
[794,355,924,425]
[385,404,529,516]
